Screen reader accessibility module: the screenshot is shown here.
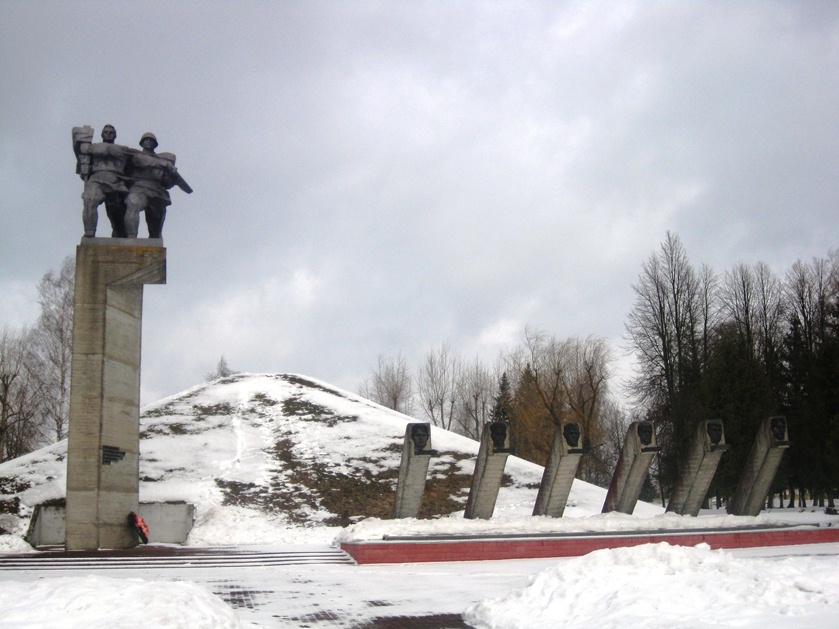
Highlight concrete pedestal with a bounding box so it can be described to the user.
[667,420,729,516]
[393,423,437,519]
[533,422,584,517]
[602,421,660,514]
[728,416,790,516]
[464,422,513,520]
[65,238,166,550]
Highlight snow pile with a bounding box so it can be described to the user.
[336,511,785,543]
[0,535,34,553]
[463,542,839,628]
[0,575,240,628]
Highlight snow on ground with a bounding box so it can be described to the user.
[0,575,240,629]
[3,374,839,626]
[464,541,839,629]
[0,373,663,545]
[336,510,799,543]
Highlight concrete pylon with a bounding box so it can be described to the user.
[65,238,166,550]
[393,423,437,518]
[602,421,660,514]
[464,422,513,519]
[667,420,730,516]
[728,416,790,516]
[533,422,585,518]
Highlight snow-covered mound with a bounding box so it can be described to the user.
[0,373,659,547]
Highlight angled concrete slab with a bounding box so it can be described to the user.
[728,416,790,516]
[532,422,585,518]
[667,420,730,516]
[464,422,513,520]
[602,421,660,515]
[393,423,437,519]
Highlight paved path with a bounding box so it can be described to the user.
[0,545,482,627]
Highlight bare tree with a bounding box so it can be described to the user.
[0,327,43,462]
[625,232,709,408]
[785,257,834,353]
[205,355,238,381]
[359,352,414,415]
[584,398,630,487]
[722,262,756,353]
[624,233,717,492]
[416,343,462,430]
[560,335,611,449]
[455,355,496,439]
[512,329,612,466]
[753,261,786,369]
[28,256,74,441]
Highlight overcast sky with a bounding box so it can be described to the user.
[2,1,838,407]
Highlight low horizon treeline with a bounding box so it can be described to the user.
[361,232,839,508]
[4,234,839,510]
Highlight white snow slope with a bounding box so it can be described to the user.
[0,372,661,549]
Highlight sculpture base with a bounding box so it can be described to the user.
[65,240,166,551]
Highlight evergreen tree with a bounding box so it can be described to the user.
[491,372,512,424]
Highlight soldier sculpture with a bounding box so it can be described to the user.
[73,125,191,238]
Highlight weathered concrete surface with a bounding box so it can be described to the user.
[533,422,584,517]
[728,416,790,516]
[464,422,512,520]
[667,420,729,516]
[393,423,436,518]
[65,239,166,550]
[25,502,195,547]
[602,421,660,515]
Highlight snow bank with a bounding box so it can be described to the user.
[463,542,839,628]
[0,534,34,554]
[0,575,240,628]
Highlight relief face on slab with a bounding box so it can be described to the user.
[489,422,508,451]
[707,420,723,445]
[410,423,430,453]
[563,422,581,448]
[637,421,654,446]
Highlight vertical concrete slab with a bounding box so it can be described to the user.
[464,422,513,520]
[393,423,437,519]
[667,420,730,516]
[65,238,166,550]
[728,416,790,516]
[602,421,660,514]
[533,422,585,517]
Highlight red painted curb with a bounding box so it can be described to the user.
[341,527,839,564]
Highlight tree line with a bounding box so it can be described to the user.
[6,234,839,511]
[359,331,627,488]
[362,232,839,509]
[625,232,839,508]
[0,257,74,462]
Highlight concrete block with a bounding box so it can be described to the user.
[533,422,585,517]
[602,421,660,514]
[667,420,729,516]
[393,423,437,518]
[728,416,790,516]
[464,422,513,519]
[25,502,196,547]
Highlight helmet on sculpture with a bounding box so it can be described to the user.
[140,132,158,149]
